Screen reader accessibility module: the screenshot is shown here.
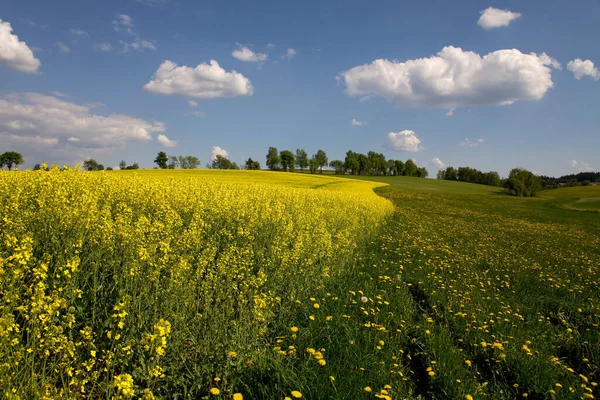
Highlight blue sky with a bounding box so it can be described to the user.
[1,0,599,176]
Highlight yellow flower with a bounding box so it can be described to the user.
[290,327,299,333]
[329,376,335,381]
[465,395,473,400]
[364,387,372,392]
[233,394,243,400]
[210,388,220,395]
[318,359,326,366]
[291,391,302,398]
[465,360,472,367]
[313,303,320,309]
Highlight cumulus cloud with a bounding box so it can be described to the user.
[211,146,228,160]
[0,20,41,73]
[232,45,268,63]
[432,157,446,169]
[55,42,70,54]
[570,160,595,172]
[144,60,254,99]
[0,93,165,162]
[351,118,367,126]
[478,7,521,30]
[70,28,88,37]
[339,46,560,112]
[385,130,423,152]
[157,134,177,148]
[459,138,484,148]
[113,14,134,30]
[283,48,296,60]
[567,59,600,81]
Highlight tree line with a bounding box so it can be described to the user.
[437,166,502,187]
[538,171,600,189]
[264,147,429,177]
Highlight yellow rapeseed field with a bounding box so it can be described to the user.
[0,167,392,399]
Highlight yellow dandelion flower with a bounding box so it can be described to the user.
[364,387,372,392]
[233,394,243,400]
[210,388,220,395]
[291,391,302,398]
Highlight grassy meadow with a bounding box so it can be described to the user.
[1,169,599,399]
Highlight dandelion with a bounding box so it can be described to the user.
[290,327,299,333]
[313,303,320,309]
[210,388,220,395]
[364,387,372,392]
[465,395,473,400]
[233,394,243,400]
[361,296,368,303]
[291,391,302,398]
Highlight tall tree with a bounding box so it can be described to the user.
[280,150,295,172]
[394,160,405,176]
[212,155,233,169]
[295,149,308,172]
[1,152,24,171]
[505,168,541,197]
[154,151,168,169]
[314,149,328,174]
[266,147,281,171]
[83,159,101,171]
[168,156,178,169]
[344,151,359,175]
[404,159,417,177]
[308,157,319,174]
[119,160,127,170]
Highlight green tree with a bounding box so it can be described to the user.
[329,160,345,174]
[119,160,127,170]
[344,151,360,175]
[212,155,237,169]
[33,163,41,171]
[295,149,308,172]
[168,156,178,169]
[416,167,428,178]
[444,166,458,180]
[245,158,260,170]
[280,150,295,172]
[437,169,446,180]
[308,157,319,174]
[357,153,370,175]
[394,160,405,176]
[504,168,541,197]
[314,150,328,173]
[154,151,168,169]
[83,159,101,171]
[1,151,24,171]
[266,147,281,171]
[404,159,417,177]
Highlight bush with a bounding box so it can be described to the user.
[504,168,541,197]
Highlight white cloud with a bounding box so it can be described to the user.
[211,146,228,160]
[567,59,600,81]
[350,118,367,126]
[232,45,268,63]
[432,157,446,169]
[135,0,170,6]
[95,42,113,52]
[267,43,275,48]
[70,28,88,37]
[385,130,423,152]
[570,160,595,172]
[339,46,559,111]
[459,138,484,148]
[446,109,455,117]
[157,134,177,148]
[55,42,70,54]
[51,90,69,97]
[113,14,134,29]
[119,38,156,52]
[188,100,198,107]
[144,60,254,99]
[0,93,165,158]
[283,48,296,60]
[0,20,41,73]
[478,7,521,30]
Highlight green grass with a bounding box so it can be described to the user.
[343,175,502,195]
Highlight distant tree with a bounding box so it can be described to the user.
[266,147,281,171]
[245,158,260,170]
[33,163,41,171]
[98,164,105,171]
[504,168,541,197]
[212,155,233,169]
[124,162,140,170]
[186,156,200,169]
[119,160,127,170]
[106,167,114,171]
[416,167,428,178]
[444,166,458,181]
[168,156,178,169]
[280,150,295,172]
[357,153,370,175]
[308,157,319,174]
[437,169,446,180]
[404,159,417,177]
[295,149,309,172]
[329,160,345,174]
[1,151,24,171]
[154,151,168,169]
[83,159,101,171]
[314,150,328,174]
[394,160,405,176]
[344,151,360,175]
[482,171,501,187]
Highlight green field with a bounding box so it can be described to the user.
[1,170,599,399]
